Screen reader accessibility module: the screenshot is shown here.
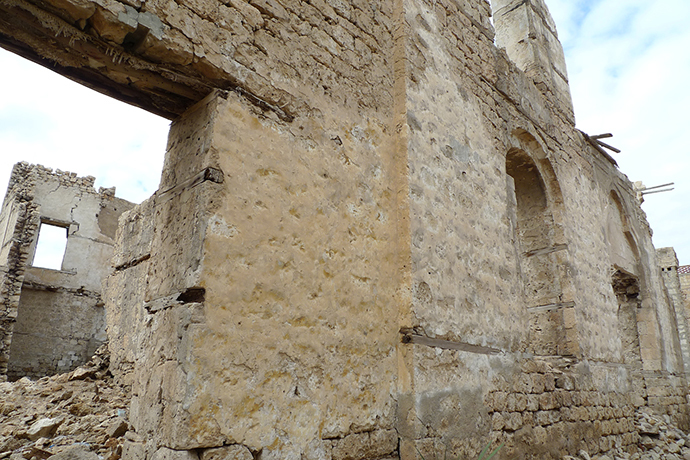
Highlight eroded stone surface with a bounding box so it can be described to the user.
[200,445,253,460]
[2,0,690,459]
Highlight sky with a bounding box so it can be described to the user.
[0,51,170,205]
[0,0,689,264]
[545,0,690,265]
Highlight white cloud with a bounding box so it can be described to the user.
[548,0,690,264]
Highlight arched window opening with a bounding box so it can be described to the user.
[605,190,668,373]
[506,148,570,356]
[506,149,554,258]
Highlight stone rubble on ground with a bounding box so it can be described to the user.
[0,346,130,460]
[562,411,690,460]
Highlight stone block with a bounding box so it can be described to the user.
[200,445,253,460]
[331,430,398,460]
[151,447,199,460]
[539,393,558,411]
[27,417,62,441]
[526,394,540,411]
[47,446,99,460]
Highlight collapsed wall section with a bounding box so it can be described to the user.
[0,164,40,379]
[0,163,134,381]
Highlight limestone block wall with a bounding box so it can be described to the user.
[107,83,404,458]
[8,288,106,378]
[0,163,134,380]
[397,1,688,459]
[4,0,690,458]
[492,0,573,122]
[680,267,690,295]
[0,0,396,120]
[0,168,39,378]
[90,0,406,457]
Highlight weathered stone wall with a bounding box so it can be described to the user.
[8,288,106,378]
[0,163,134,380]
[0,0,396,120]
[659,249,690,379]
[107,84,404,458]
[681,267,690,345]
[3,0,690,458]
[0,164,39,379]
[680,267,690,296]
[397,2,689,458]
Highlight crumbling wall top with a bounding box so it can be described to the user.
[5,162,118,199]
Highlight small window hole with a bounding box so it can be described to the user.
[32,223,68,270]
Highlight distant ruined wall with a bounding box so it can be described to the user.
[659,249,690,378]
[2,0,690,459]
[680,265,690,316]
[0,163,134,381]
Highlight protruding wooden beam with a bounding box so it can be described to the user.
[590,133,613,140]
[400,331,502,355]
[595,140,621,154]
[578,130,618,166]
[639,183,674,192]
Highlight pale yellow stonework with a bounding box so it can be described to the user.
[1,0,689,459]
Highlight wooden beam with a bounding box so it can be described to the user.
[642,188,674,196]
[590,133,613,140]
[595,140,621,154]
[579,130,618,167]
[524,244,568,258]
[639,182,674,191]
[528,301,576,313]
[400,333,502,355]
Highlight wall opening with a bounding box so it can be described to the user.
[612,269,642,367]
[506,148,567,356]
[32,222,68,270]
[0,44,166,381]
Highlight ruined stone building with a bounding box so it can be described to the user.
[680,265,690,310]
[0,163,133,380]
[1,0,690,458]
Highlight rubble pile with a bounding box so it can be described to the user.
[632,411,690,460]
[0,346,130,460]
[565,411,690,460]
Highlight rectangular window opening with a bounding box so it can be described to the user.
[32,222,68,270]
